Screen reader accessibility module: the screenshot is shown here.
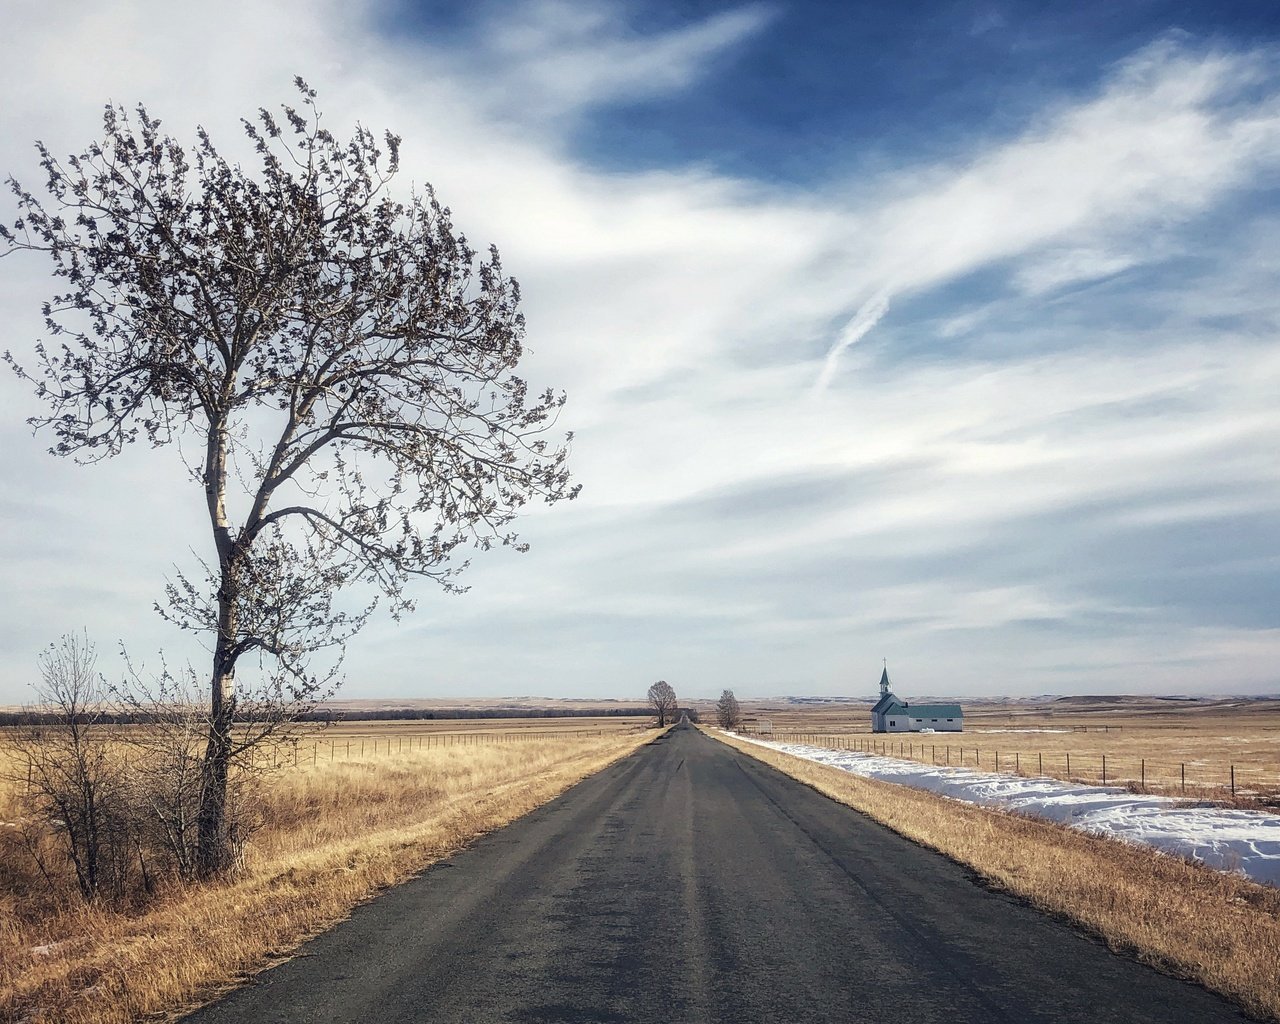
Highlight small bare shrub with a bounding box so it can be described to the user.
[6,634,139,904]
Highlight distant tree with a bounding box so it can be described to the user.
[715,689,742,730]
[647,680,677,728]
[1,81,578,877]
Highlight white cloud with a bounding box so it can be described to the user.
[465,0,774,121]
[814,36,1280,385]
[1011,248,1140,296]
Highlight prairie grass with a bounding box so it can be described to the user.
[0,727,653,1024]
[263,717,642,767]
[300,714,646,738]
[713,729,1280,1022]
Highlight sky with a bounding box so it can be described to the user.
[2,0,1280,702]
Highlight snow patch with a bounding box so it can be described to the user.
[736,736,1280,887]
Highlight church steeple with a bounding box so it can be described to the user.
[879,659,890,698]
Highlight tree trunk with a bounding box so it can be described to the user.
[196,414,237,879]
[194,611,235,875]
[195,693,233,878]
[196,595,236,877]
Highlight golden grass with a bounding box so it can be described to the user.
[0,728,655,1024]
[713,728,1280,1022]
[308,714,647,739]
[232,718,644,771]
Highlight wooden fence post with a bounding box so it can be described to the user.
[1038,752,1042,775]
[1101,754,1106,785]
[1231,764,1236,796]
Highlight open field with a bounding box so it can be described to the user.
[0,721,656,1024]
[253,716,648,767]
[719,696,1280,802]
[7,693,1276,1021]
[314,697,652,714]
[309,713,645,739]
[713,728,1280,1022]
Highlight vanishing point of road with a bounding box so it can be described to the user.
[185,723,1248,1023]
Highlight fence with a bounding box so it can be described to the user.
[250,728,612,769]
[760,732,1280,801]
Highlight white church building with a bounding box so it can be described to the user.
[870,664,963,733]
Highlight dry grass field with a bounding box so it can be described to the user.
[315,696,651,714]
[250,715,647,767]
[719,696,1280,801]
[0,722,655,1024]
[713,729,1280,1022]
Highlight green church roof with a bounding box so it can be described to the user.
[901,703,963,718]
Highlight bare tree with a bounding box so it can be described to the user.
[2,81,578,877]
[6,634,137,903]
[647,680,677,728]
[715,689,741,730]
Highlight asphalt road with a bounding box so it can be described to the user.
[185,723,1249,1023]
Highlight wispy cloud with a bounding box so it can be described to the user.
[810,36,1280,385]
[467,0,775,121]
[813,292,891,394]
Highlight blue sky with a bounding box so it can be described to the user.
[407,1,1280,179]
[2,0,1280,701]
